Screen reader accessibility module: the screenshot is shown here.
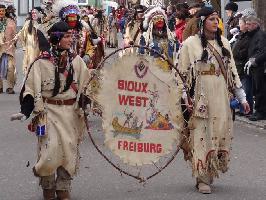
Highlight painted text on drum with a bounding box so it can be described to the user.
[118,140,162,153]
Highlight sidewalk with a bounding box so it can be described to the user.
[236,115,266,130]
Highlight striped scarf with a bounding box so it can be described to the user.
[0,18,7,32]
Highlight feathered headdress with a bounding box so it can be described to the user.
[142,6,167,31]
[142,6,175,44]
[52,0,80,20]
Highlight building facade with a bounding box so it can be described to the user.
[1,0,43,27]
[15,0,42,27]
[4,0,102,27]
[3,0,252,27]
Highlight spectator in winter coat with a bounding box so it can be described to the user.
[175,9,189,43]
[232,17,253,116]
[225,2,241,40]
[245,16,266,121]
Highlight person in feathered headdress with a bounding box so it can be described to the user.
[141,6,179,71]
[52,0,80,28]
[52,0,104,68]
[176,7,250,194]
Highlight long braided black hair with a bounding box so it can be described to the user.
[48,21,74,97]
[28,7,43,34]
[197,7,231,62]
[51,48,75,97]
[200,28,231,62]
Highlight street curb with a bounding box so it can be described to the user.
[235,116,266,130]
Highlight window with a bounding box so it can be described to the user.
[78,0,89,5]
[18,0,29,16]
[2,0,14,5]
[33,0,42,7]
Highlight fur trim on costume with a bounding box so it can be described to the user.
[81,20,92,31]
[92,37,101,45]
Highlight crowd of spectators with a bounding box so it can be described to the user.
[164,1,266,121]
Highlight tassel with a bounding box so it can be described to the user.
[138,34,146,54]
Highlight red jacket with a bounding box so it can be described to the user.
[175,20,186,43]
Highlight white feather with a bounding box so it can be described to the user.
[143,6,167,22]
[52,0,79,16]
[81,20,92,31]
[143,6,167,31]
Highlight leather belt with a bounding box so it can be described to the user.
[43,98,76,105]
[201,70,216,75]
[201,65,221,76]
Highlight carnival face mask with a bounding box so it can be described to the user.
[66,14,78,29]
[0,8,6,19]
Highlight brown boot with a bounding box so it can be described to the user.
[43,189,56,200]
[196,182,211,194]
[56,190,70,200]
[6,88,15,94]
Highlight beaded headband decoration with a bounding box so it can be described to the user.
[59,5,80,19]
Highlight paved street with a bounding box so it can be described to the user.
[0,45,265,200]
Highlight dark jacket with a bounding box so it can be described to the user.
[232,32,250,78]
[256,51,266,65]
[247,27,266,67]
[226,14,241,40]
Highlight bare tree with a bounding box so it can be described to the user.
[253,0,266,30]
